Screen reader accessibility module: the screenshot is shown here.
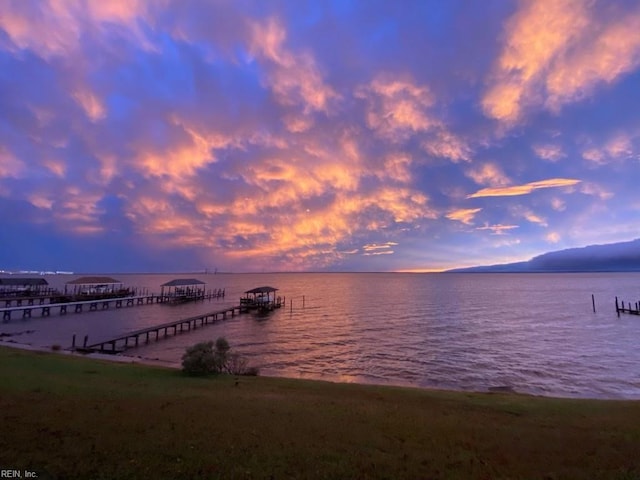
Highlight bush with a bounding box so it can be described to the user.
[243,366,260,376]
[226,352,248,375]
[182,337,259,377]
[181,341,216,376]
[214,337,230,373]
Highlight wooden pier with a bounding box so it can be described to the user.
[615,296,640,316]
[78,305,244,354]
[1,290,225,322]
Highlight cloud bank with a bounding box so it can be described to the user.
[1,0,639,272]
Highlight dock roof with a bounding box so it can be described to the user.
[0,278,49,286]
[161,278,206,287]
[66,276,122,285]
[244,286,278,294]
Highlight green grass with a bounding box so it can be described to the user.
[1,346,639,479]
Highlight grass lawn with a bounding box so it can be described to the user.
[1,346,639,479]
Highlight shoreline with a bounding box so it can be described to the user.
[1,339,636,402]
[0,338,181,369]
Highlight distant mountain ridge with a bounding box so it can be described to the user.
[448,238,640,273]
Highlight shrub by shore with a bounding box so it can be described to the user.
[1,346,639,479]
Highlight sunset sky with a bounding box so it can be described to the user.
[1,0,639,273]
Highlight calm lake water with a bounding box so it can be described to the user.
[2,272,640,399]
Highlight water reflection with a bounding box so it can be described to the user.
[1,272,640,399]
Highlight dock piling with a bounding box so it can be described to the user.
[614,296,640,316]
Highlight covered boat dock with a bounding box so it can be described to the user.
[160,278,207,304]
[240,286,283,312]
[0,277,54,298]
[64,276,131,299]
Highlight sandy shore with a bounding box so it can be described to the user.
[0,338,181,369]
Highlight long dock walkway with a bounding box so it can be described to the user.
[78,305,244,353]
[1,291,225,322]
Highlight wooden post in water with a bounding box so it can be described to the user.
[83,335,88,348]
[303,295,305,308]
[71,334,76,350]
[592,294,596,313]
[290,298,293,313]
[616,296,620,317]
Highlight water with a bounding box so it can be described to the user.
[2,272,640,399]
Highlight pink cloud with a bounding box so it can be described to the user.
[532,144,566,162]
[0,147,26,179]
[356,75,436,141]
[249,17,339,114]
[465,163,510,187]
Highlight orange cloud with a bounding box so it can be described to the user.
[421,130,471,162]
[467,178,581,198]
[545,10,640,111]
[217,185,434,269]
[356,76,471,162]
[380,153,413,183]
[356,75,436,141]
[446,208,482,225]
[120,126,436,270]
[482,0,590,123]
[482,0,640,124]
[134,119,233,179]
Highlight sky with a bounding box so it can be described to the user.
[1,0,639,273]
